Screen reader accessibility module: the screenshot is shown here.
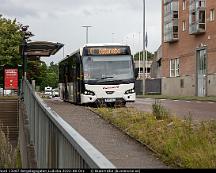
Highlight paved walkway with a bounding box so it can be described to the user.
[45,99,169,168]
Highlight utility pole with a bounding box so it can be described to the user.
[143,0,146,95]
[82,25,92,44]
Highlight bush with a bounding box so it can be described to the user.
[0,126,17,168]
[152,99,169,120]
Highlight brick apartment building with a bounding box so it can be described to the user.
[162,0,216,96]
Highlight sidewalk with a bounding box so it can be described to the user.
[137,95,216,102]
[45,99,169,169]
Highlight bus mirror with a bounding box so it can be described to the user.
[135,68,139,79]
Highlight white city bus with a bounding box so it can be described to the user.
[59,43,138,106]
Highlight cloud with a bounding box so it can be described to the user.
[1,0,142,19]
[0,0,38,18]
[0,0,162,64]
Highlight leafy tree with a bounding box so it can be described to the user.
[0,15,23,66]
[0,15,60,92]
[31,61,59,91]
[133,51,154,61]
[0,15,23,86]
[46,61,59,89]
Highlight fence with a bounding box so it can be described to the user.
[145,78,161,95]
[21,79,115,168]
[135,79,162,95]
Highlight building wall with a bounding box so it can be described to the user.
[162,75,196,96]
[150,46,162,78]
[161,0,216,96]
[207,74,216,96]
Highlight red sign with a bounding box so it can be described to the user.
[4,68,18,90]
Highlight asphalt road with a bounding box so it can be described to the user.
[128,98,216,122]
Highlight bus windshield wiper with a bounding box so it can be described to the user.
[94,76,114,82]
[101,76,114,80]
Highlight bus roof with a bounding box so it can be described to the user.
[58,43,129,64]
[82,43,127,47]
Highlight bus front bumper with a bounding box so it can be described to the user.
[81,93,136,104]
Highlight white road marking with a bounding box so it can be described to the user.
[135,100,153,105]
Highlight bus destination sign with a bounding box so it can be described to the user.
[84,47,130,56]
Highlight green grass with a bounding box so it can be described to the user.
[137,95,216,102]
[93,106,216,168]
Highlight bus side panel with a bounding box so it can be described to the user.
[73,53,82,104]
[68,82,74,102]
[63,52,82,104]
[59,83,65,100]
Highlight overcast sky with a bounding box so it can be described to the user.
[1,0,161,65]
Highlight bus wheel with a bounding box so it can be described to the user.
[122,101,126,107]
[107,103,115,108]
[115,101,126,108]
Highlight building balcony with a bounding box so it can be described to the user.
[189,0,206,35]
[189,22,205,35]
[164,31,179,43]
[164,18,179,43]
[164,0,172,5]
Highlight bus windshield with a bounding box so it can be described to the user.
[82,55,134,84]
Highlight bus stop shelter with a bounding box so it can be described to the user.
[22,41,64,74]
[24,41,64,58]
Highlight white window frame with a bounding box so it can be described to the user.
[183,0,186,11]
[182,20,186,31]
[210,9,215,21]
[170,58,180,77]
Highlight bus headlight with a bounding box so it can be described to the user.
[125,89,135,94]
[84,90,95,96]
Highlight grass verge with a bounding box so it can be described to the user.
[93,106,216,168]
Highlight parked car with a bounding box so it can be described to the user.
[44,86,52,96]
[0,88,3,96]
[4,90,12,96]
[52,88,59,97]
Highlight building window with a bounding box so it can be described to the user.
[183,0,186,10]
[210,9,215,21]
[170,58,180,77]
[182,21,186,31]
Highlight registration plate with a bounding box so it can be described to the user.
[104,98,116,103]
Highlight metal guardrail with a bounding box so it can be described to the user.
[23,79,115,168]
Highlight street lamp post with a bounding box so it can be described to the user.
[112,33,115,43]
[138,32,141,79]
[82,25,92,44]
[21,39,27,78]
[21,25,34,78]
[20,25,33,98]
[143,0,146,95]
